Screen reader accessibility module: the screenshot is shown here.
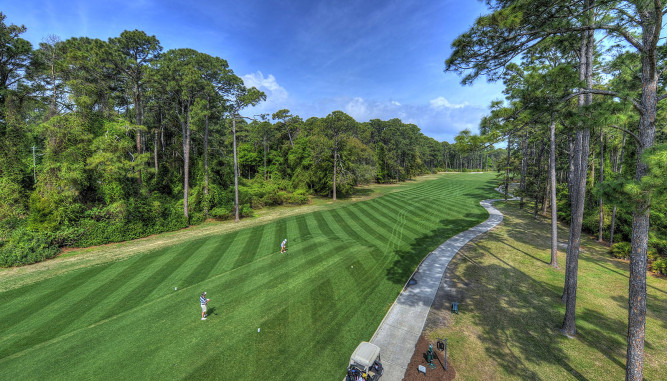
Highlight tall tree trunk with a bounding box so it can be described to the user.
[534,142,544,218]
[610,132,626,246]
[550,116,558,268]
[287,127,293,148]
[505,133,511,200]
[333,143,338,201]
[233,116,240,222]
[154,129,158,173]
[598,131,604,242]
[626,8,660,379]
[204,111,210,217]
[135,83,142,186]
[562,9,593,336]
[263,135,268,180]
[520,131,528,209]
[182,105,190,220]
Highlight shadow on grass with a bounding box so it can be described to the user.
[577,308,626,370]
[206,306,217,317]
[384,213,485,291]
[457,243,589,381]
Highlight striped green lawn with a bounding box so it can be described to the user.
[0,173,497,380]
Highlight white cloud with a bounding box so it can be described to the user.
[241,71,290,116]
[242,71,288,103]
[429,96,468,110]
[327,97,486,142]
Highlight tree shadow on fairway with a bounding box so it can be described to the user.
[385,213,484,289]
[459,243,590,381]
[577,308,627,370]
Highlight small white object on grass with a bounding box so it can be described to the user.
[258,328,260,333]
[174,287,177,291]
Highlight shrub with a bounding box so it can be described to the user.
[287,189,310,205]
[0,227,60,267]
[611,242,631,259]
[652,257,667,275]
[209,206,232,220]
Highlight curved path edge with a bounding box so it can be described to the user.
[369,193,515,381]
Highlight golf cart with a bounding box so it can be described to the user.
[344,341,383,381]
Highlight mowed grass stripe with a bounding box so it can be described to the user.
[0,264,109,335]
[341,206,397,249]
[273,218,288,251]
[329,208,382,253]
[294,214,313,244]
[0,252,163,359]
[366,197,423,237]
[179,231,240,288]
[96,239,207,321]
[0,173,499,380]
[232,224,266,269]
[312,210,337,238]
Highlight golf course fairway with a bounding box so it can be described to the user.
[0,173,497,380]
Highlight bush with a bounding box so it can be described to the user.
[286,189,310,205]
[0,227,60,267]
[209,206,232,220]
[611,242,631,259]
[652,257,667,275]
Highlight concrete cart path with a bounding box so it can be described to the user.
[370,195,515,381]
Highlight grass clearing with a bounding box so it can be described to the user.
[427,202,667,380]
[0,172,498,380]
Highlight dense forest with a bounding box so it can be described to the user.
[0,13,505,267]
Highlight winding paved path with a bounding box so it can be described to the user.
[370,194,515,380]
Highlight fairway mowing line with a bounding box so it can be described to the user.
[0,263,110,334]
[177,231,240,287]
[181,245,360,378]
[0,249,192,360]
[0,238,323,363]
[383,204,409,257]
[369,198,422,237]
[1,228,364,365]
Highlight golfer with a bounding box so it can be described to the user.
[280,238,287,254]
[200,292,210,320]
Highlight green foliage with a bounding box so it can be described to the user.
[651,257,667,275]
[73,197,189,247]
[0,226,59,267]
[611,242,632,259]
[0,178,26,221]
[239,176,309,209]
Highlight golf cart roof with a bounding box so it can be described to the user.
[349,342,380,370]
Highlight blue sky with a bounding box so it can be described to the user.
[4,0,504,142]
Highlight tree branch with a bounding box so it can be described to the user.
[561,89,643,113]
[610,125,640,145]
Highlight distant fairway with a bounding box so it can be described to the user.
[0,173,497,380]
